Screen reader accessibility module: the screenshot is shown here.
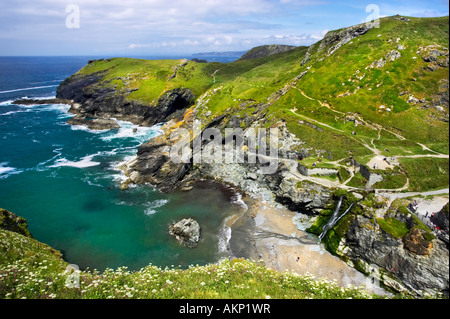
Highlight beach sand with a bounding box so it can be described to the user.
[228,194,390,296]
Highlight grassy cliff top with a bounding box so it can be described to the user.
[71,15,449,192]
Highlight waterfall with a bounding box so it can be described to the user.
[319,196,345,241]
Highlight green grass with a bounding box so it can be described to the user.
[347,172,368,188]
[376,217,409,238]
[72,15,449,193]
[1,229,384,299]
[399,157,449,191]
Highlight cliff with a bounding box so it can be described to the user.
[237,44,297,61]
[54,15,449,296]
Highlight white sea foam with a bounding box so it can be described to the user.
[230,193,248,211]
[101,121,164,144]
[144,199,169,216]
[0,162,22,179]
[69,124,105,134]
[0,85,58,94]
[218,216,233,254]
[49,154,101,168]
[0,100,14,106]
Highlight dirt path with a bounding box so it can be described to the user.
[290,107,344,133]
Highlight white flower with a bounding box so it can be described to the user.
[200,282,205,286]
[265,295,271,299]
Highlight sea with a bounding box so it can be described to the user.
[0,55,244,271]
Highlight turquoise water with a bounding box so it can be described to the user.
[0,57,241,271]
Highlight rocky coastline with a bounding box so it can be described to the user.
[53,24,449,296]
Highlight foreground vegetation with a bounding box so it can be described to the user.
[0,227,389,299]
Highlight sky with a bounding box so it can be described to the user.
[0,0,448,56]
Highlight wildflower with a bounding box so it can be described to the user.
[200,282,205,286]
[166,279,173,285]
[265,295,271,299]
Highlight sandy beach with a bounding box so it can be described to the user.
[228,194,390,296]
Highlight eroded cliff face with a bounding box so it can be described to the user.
[57,72,195,127]
[323,198,450,295]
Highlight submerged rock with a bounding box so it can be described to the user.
[67,115,120,130]
[169,218,201,248]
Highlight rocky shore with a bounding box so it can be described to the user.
[226,195,390,296]
[53,23,449,296]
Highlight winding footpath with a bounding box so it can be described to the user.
[272,84,449,197]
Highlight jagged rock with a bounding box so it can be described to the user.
[339,214,449,294]
[402,228,433,256]
[385,50,401,62]
[237,44,296,61]
[169,218,201,248]
[431,202,449,233]
[0,208,32,238]
[122,131,192,193]
[13,98,73,106]
[319,23,373,56]
[57,73,195,127]
[67,115,120,130]
[275,178,332,214]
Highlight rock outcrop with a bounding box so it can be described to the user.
[237,44,297,61]
[315,196,450,295]
[0,208,32,238]
[431,202,449,233]
[341,213,448,294]
[56,73,195,128]
[67,115,120,130]
[319,23,373,56]
[169,218,201,248]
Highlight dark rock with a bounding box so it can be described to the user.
[67,115,120,130]
[13,98,73,106]
[339,213,449,294]
[123,132,192,193]
[0,208,32,238]
[56,72,195,127]
[402,227,433,256]
[191,58,207,63]
[169,218,201,248]
[237,44,297,61]
[319,23,373,56]
[431,202,449,234]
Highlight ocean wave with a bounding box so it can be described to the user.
[69,124,105,134]
[0,109,28,116]
[0,85,58,94]
[0,100,14,106]
[230,193,248,211]
[49,154,101,169]
[0,162,23,179]
[144,199,169,216]
[101,121,164,144]
[218,216,232,254]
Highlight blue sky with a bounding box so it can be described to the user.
[0,0,448,56]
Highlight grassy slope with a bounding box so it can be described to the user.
[0,228,383,299]
[74,16,449,192]
[296,16,449,150]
